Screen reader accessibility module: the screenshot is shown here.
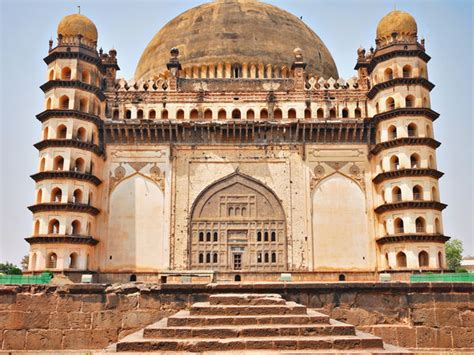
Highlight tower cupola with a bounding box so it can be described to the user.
[376,10,417,45]
[57,13,98,45]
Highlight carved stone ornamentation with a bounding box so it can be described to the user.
[310,164,326,190]
[150,165,165,190]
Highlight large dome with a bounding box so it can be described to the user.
[135,0,338,81]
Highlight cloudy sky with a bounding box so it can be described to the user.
[0,0,472,265]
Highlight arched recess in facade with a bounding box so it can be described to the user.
[107,173,168,272]
[188,172,287,272]
[311,172,375,271]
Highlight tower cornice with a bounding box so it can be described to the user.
[370,137,440,155]
[30,171,102,186]
[40,80,106,101]
[367,78,434,99]
[370,108,439,125]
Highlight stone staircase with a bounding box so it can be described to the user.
[112,293,411,353]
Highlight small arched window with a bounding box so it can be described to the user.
[274,108,282,120]
[271,252,276,263]
[413,185,423,200]
[206,253,211,263]
[213,253,218,263]
[329,108,336,118]
[199,232,204,242]
[407,123,417,137]
[342,108,349,118]
[392,186,402,202]
[31,253,37,271]
[304,108,311,119]
[161,109,168,119]
[204,109,213,119]
[384,68,393,81]
[388,125,397,140]
[410,153,420,169]
[36,189,43,204]
[438,251,443,268]
[69,253,79,269]
[431,186,438,201]
[396,252,407,268]
[418,250,429,267]
[405,95,415,108]
[213,232,218,242]
[48,219,60,234]
[176,109,185,120]
[47,252,58,269]
[385,97,395,111]
[260,109,268,120]
[232,109,241,119]
[71,220,81,235]
[390,155,400,171]
[61,67,71,80]
[317,108,324,119]
[74,158,85,172]
[264,231,269,241]
[354,108,362,118]
[79,98,88,112]
[148,110,156,119]
[218,109,227,120]
[48,70,55,81]
[72,189,83,204]
[246,109,255,120]
[257,231,262,242]
[199,253,204,263]
[402,65,412,78]
[415,217,426,233]
[394,218,404,234]
[264,253,269,263]
[190,109,199,120]
[34,220,40,235]
[82,70,90,84]
[137,109,144,119]
[46,98,52,110]
[51,187,62,203]
[271,231,276,242]
[59,95,69,110]
[56,124,67,139]
[206,232,211,242]
[288,109,297,119]
[76,127,86,141]
[39,157,46,172]
[125,110,132,119]
[112,110,119,120]
[53,156,64,171]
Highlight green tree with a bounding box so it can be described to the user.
[21,255,29,271]
[445,239,463,271]
[0,262,22,275]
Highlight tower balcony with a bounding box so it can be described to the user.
[374,200,447,214]
[34,139,103,156]
[31,170,101,186]
[25,234,99,246]
[28,202,100,216]
[376,233,450,245]
[36,109,103,127]
[367,77,434,99]
[371,107,439,125]
[40,80,106,101]
[370,137,440,155]
[372,168,443,184]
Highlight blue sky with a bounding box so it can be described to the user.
[0,0,472,265]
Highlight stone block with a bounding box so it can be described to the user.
[0,294,16,310]
[13,293,56,312]
[371,325,398,346]
[57,295,82,312]
[435,327,453,348]
[91,329,118,348]
[117,293,139,311]
[69,312,92,329]
[62,330,92,349]
[105,293,118,309]
[434,293,470,309]
[396,326,416,348]
[416,326,436,348]
[3,329,26,350]
[407,292,434,309]
[81,294,105,312]
[435,308,462,327]
[139,294,161,309]
[24,311,51,329]
[25,329,63,350]
[411,308,436,327]
[331,307,376,326]
[460,310,474,327]
[355,293,407,312]
[3,311,26,330]
[92,310,122,329]
[452,326,474,348]
[49,312,70,329]
[122,310,160,329]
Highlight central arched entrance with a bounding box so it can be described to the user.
[189,172,287,272]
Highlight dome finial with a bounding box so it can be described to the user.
[77,5,81,14]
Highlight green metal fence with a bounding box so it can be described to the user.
[410,273,474,283]
[0,272,52,285]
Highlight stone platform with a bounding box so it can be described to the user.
[111,293,411,353]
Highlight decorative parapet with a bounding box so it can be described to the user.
[304,76,361,91]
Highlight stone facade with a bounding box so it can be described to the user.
[0,283,472,350]
[26,1,448,281]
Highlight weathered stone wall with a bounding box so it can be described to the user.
[0,282,472,351]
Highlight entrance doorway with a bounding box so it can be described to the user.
[233,254,242,270]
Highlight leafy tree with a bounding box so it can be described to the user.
[445,239,463,271]
[21,255,29,271]
[0,262,22,275]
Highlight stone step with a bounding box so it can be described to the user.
[189,301,306,316]
[209,293,286,305]
[167,309,330,326]
[144,318,355,339]
[116,332,385,352]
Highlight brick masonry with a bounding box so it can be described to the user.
[0,282,472,350]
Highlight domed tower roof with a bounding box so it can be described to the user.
[134,0,338,81]
[57,13,98,43]
[376,10,417,41]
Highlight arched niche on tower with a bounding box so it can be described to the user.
[311,173,374,270]
[107,174,167,271]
